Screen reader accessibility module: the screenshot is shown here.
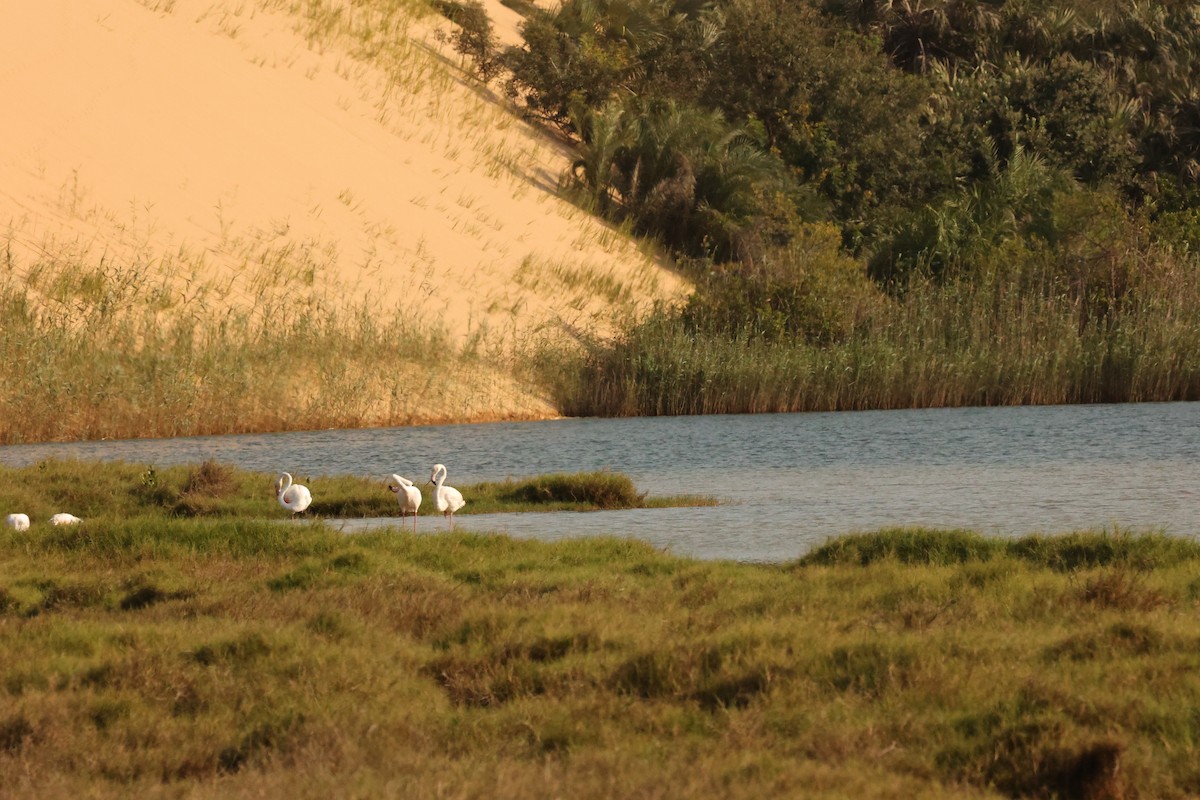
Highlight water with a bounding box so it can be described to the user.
[3,403,1199,561]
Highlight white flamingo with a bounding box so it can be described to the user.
[49,513,82,526]
[428,463,465,529]
[6,513,30,531]
[275,472,313,518]
[386,474,422,531]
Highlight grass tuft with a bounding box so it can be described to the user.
[0,715,34,753]
[800,528,1200,569]
[192,632,273,667]
[492,471,642,509]
[118,581,191,611]
[799,528,1003,566]
[815,641,918,698]
[1075,568,1166,611]
[1007,530,1200,571]
[941,695,1127,800]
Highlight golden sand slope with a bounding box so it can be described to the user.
[0,0,685,424]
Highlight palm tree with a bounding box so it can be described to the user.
[568,100,634,212]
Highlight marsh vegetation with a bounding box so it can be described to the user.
[2,524,1199,797]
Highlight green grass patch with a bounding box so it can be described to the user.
[2,520,1199,797]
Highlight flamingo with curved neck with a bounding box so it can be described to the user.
[387,474,422,530]
[428,463,465,529]
[275,472,313,518]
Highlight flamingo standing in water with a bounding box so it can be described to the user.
[6,513,30,531]
[386,474,422,531]
[275,472,313,518]
[428,463,465,529]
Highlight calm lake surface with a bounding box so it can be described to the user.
[3,403,1199,561]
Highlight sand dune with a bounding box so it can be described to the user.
[1,0,685,394]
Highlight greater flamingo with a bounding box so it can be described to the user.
[428,463,465,529]
[275,472,313,518]
[386,473,422,530]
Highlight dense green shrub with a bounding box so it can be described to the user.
[680,224,886,343]
[501,0,1200,263]
[435,0,501,80]
[503,0,718,129]
[497,0,1200,413]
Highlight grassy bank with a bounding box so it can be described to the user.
[0,460,715,521]
[18,202,1200,442]
[1,525,1199,798]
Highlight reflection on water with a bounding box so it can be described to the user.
[3,403,1199,561]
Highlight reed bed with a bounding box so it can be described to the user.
[0,245,514,444]
[553,254,1200,416]
[2,524,1199,798]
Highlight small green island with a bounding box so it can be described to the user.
[0,459,719,522]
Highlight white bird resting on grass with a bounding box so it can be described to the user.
[386,474,422,531]
[428,463,465,529]
[6,513,30,531]
[49,513,82,526]
[275,472,313,518]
